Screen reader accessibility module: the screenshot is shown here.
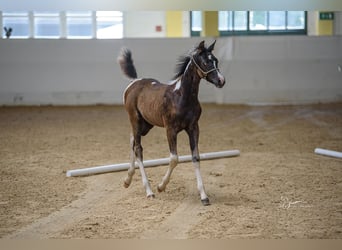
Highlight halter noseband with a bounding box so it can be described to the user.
[191,56,219,79]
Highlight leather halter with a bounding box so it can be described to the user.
[191,56,219,79]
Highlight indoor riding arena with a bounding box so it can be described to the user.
[1,1,342,241]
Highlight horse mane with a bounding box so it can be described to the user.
[172,43,208,80]
[172,54,191,80]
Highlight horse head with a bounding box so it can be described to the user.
[191,40,225,88]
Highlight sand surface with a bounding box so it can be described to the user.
[1,103,341,239]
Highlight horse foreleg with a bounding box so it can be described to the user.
[187,125,210,206]
[136,159,155,198]
[124,133,136,188]
[193,159,209,206]
[157,153,178,192]
[157,129,178,192]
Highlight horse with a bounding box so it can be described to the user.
[117,40,225,205]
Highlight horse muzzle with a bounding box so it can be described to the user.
[215,72,226,88]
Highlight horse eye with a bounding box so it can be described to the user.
[201,58,208,65]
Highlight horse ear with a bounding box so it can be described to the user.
[196,40,206,51]
[207,40,216,52]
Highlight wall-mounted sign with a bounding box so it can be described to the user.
[319,12,334,20]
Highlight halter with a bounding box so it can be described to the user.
[191,55,219,79]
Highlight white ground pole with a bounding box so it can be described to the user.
[314,148,342,159]
[66,150,240,177]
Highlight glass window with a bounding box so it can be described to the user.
[66,11,93,39]
[249,11,267,30]
[2,12,30,38]
[234,11,247,31]
[216,11,306,35]
[191,11,202,32]
[1,10,126,39]
[269,11,286,30]
[34,11,60,38]
[218,11,232,31]
[287,11,305,29]
[96,11,123,39]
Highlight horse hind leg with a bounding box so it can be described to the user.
[132,118,155,198]
[124,109,154,198]
[134,136,155,198]
[125,132,155,198]
[139,121,155,198]
[124,133,136,188]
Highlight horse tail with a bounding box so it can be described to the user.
[117,48,138,79]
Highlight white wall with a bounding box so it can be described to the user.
[216,36,342,105]
[124,11,166,38]
[307,11,319,36]
[0,36,341,106]
[334,11,342,35]
[123,11,190,38]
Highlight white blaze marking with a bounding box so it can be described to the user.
[213,61,225,84]
[218,71,225,83]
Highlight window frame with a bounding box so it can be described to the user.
[96,11,123,39]
[1,11,31,39]
[191,11,307,37]
[1,11,123,40]
[65,11,94,39]
[33,11,61,39]
[190,11,202,37]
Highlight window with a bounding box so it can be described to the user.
[66,11,93,39]
[96,11,123,39]
[249,11,267,31]
[269,11,286,30]
[287,11,305,29]
[192,11,306,36]
[219,11,250,32]
[190,11,202,36]
[1,11,123,39]
[34,11,60,38]
[218,11,231,31]
[234,11,248,31]
[2,12,30,38]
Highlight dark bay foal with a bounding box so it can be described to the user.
[118,41,225,205]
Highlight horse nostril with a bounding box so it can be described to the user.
[215,80,225,88]
[219,78,226,87]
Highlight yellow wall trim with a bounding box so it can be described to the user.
[166,11,183,37]
[201,11,219,37]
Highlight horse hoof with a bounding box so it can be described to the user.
[157,185,165,193]
[123,181,130,188]
[201,198,210,206]
[147,194,155,199]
